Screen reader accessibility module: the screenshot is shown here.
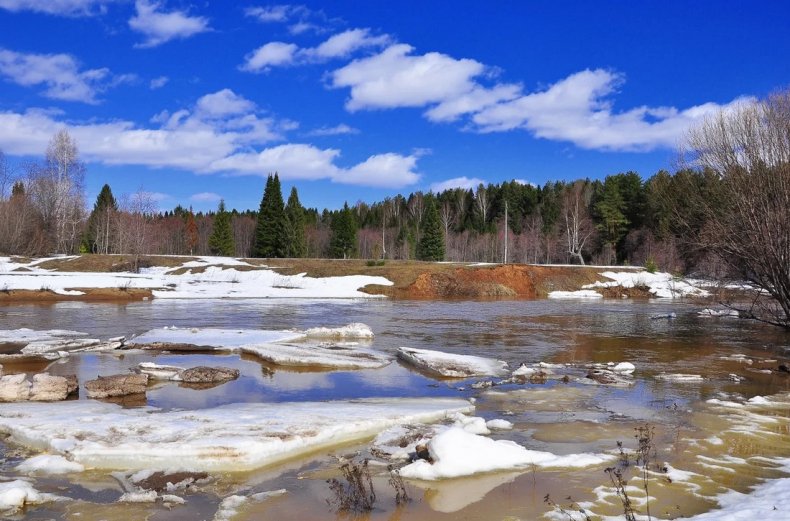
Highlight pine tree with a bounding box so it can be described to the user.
[416,197,445,261]
[285,186,307,258]
[208,200,235,256]
[85,184,117,254]
[329,203,357,259]
[253,173,289,257]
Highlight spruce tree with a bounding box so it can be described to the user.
[85,184,117,254]
[329,203,357,259]
[253,173,288,257]
[285,186,307,258]
[208,200,235,256]
[416,197,445,261]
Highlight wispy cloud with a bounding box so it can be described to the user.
[190,191,222,202]
[241,28,389,73]
[0,0,115,17]
[0,48,130,104]
[129,0,210,48]
[149,76,168,89]
[306,123,359,136]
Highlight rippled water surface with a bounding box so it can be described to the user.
[1,298,789,520]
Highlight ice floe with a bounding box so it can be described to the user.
[398,427,613,480]
[698,308,740,317]
[16,454,85,474]
[0,398,473,472]
[396,347,509,378]
[547,290,603,299]
[583,271,709,298]
[303,323,374,339]
[0,479,65,514]
[213,490,286,521]
[656,373,705,382]
[128,326,390,369]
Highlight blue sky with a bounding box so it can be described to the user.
[0,1,788,212]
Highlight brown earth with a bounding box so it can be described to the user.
[1,255,642,302]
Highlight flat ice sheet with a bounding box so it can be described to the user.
[127,328,305,348]
[396,347,509,378]
[0,398,473,472]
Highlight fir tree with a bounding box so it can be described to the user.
[208,200,235,256]
[85,184,117,254]
[416,197,445,261]
[253,173,288,257]
[285,186,307,258]
[329,203,357,259]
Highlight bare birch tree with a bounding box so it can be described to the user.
[563,181,595,265]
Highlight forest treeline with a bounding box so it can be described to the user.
[0,129,723,275]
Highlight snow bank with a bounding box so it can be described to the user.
[583,271,709,298]
[16,454,84,474]
[684,476,790,520]
[397,347,509,378]
[0,479,64,514]
[547,290,602,299]
[398,427,612,480]
[0,256,393,299]
[0,398,473,472]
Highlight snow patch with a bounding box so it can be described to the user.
[0,479,65,514]
[547,290,603,299]
[398,427,613,480]
[16,454,84,474]
[583,271,709,298]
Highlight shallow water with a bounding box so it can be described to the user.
[1,298,789,520]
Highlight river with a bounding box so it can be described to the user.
[1,298,788,520]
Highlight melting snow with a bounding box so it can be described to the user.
[398,427,613,480]
[583,271,709,298]
[0,256,393,299]
[0,479,65,514]
[15,454,84,474]
[547,290,603,299]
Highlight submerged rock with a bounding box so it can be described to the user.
[179,366,240,383]
[85,373,149,398]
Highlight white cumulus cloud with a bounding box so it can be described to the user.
[306,123,359,136]
[149,76,168,89]
[129,0,210,48]
[429,176,486,193]
[0,48,131,104]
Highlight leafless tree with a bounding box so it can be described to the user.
[0,149,11,199]
[26,131,86,253]
[682,89,790,327]
[563,181,595,265]
[440,199,456,245]
[117,189,157,271]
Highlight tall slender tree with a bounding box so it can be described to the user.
[285,186,307,258]
[417,197,445,261]
[329,202,357,259]
[85,184,117,254]
[253,173,288,257]
[208,200,235,256]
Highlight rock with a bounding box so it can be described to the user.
[778,364,789,374]
[134,471,209,492]
[583,369,634,387]
[85,373,149,398]
[0,373,31,402]
[179,366,239,384]
[413,443,432,463]
[29,373,78,401]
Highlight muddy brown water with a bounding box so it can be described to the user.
[1,298,789,520]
